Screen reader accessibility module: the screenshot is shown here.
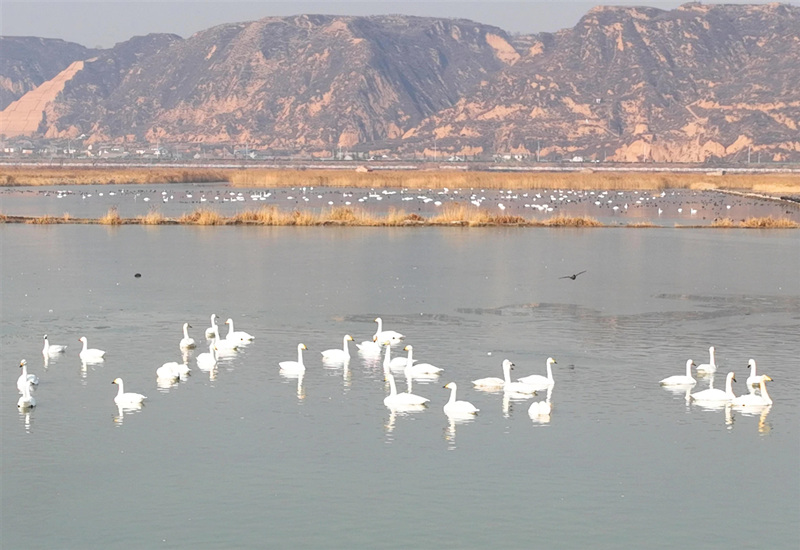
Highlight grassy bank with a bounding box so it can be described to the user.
[2,207,797,228]
[2,165,800,194]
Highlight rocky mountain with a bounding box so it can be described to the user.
[1,4,798,162]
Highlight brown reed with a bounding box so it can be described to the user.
[99,207,122,225]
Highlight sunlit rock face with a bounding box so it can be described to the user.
[2,5,798,162]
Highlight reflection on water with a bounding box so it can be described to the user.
[2,225,798,549]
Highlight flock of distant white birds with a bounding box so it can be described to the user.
[659,345,774,410]
[33,186,750,219]
[17,325,772,421]
[18,316,559,421]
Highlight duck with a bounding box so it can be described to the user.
[690,372,737,402]
[112,378,147,406]
[516,357,557,389]
[78,336,106,362]
[383,372,429,408]
[279,343,307,375]
[322,335,354,362]
[443,382,479,416]
[745,359,762,386]
[373,317,404,343]
[17,360,39,394]
[196,342,218,370]
[17,379,36,409]
[731,375,773,407]
[696,346,717,374]
[401,345,443,377]
[225,318,254,342]
[179,323,196,350]
[205,314,219,339]
[659,359,696,386]
[42,334,67,356]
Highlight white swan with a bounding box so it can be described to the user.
[443,382,479,416]
[179,323,196,350]
[18,379,36,409]
[402,345,443,377]
[205,314,218,339]
[225,318,254,342]
[528,386,553,418]
[212,333,239,354]
[322,334,353,362]
[517,357,556,389]
[17,360,39,394]
[659,359,696,386]
[731,375,773,407]
[279,343,307,375]
[112,378,147,406]
[745,359,761,386]
[196,342,217,370]
[690,371,736,402]
[373,317,404,343]
[42,334,67,356]
[356,339,382,355]
[156,361,188,381]
[383,342,416,371]
[383,372,429,407]
[472,360,511,389]
[696,346,717,374]
[497,360,538,395]
[79,336,106,362]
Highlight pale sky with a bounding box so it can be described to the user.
[1,1,796,49]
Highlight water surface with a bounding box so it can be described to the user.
[2,225,798,549]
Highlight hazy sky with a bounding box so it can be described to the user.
[2,1,796,48]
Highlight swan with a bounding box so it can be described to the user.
[179,323,196,350]
[356,339,382,355]
[690,372,737,402]
[17,379,36,409]
[495,360,538,395]
[517,357,557,389]
[279,343,307,375]
[659,359,696,386]
[383,342,416,371]
[696,346,717,374]
[78,336,105,362]
[322,335,354,362]
[528,388,553,418]
[156,361,188,381]
[745,359,762,387]
[472,359,511,389]
[402,345,443,377]
[443,382,479,416]
[225,318,254,342]
[383,372,429,407]
[17,360,39,393]
[196,342,217,370]
[212,334,239,354]
[731,375,773,407]
[205,314,218,339]
[42,334,67,356]
[373,317,404,343]
[112,378,147,406]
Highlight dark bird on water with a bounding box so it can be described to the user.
[560,270,587,280]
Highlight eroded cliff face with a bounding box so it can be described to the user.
[1,5,798,162]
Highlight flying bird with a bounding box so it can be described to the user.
[559,270,587,280]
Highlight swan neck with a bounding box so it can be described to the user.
[760,380,772,403]
[503,363,511,384]
[546,361,553,381]
[388,375,397,396]
[297,346,304,364]
[448,386,457,405]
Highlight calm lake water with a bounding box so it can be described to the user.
[2,224,798,549]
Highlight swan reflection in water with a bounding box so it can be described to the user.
[113,402,144,425]
[19,410,34,433]
[528,386,553,424]
[725,403,772,434]
[443,413,477,450]
[279,372,305,401]
[384,404,427,442]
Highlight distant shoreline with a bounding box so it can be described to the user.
[2,164,800,197]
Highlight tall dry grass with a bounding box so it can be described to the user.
[138,208,167,225]
[178,208,225,225]
[1,166,229,186]
[99,207,122,225]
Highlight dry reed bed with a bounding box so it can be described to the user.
[3,206,797,228]
[2,165,800,194]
